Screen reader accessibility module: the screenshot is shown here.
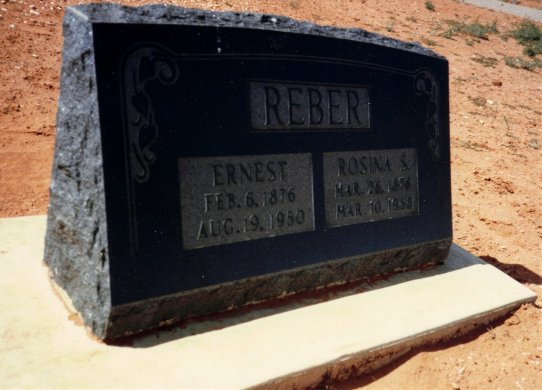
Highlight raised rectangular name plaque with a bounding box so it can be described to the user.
[323,149,419,227]
[44,4,452,340]
[249,81,370,130]
[179,154,314,249]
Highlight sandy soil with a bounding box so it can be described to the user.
[1,0,541,389]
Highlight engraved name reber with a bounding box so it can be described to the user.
[250,81,370,130]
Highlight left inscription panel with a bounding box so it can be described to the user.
[179,153,315,249]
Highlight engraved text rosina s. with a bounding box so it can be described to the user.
[323,149,419,227]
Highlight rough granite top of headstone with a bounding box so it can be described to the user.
[68,3,441,58]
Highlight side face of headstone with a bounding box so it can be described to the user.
[45,4,452,339]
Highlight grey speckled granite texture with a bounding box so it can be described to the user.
[67,3,441,57]
[107,238,451,339]
[44,3,450,340]
[44,6,111,338]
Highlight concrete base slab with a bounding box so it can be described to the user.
[0,215,536,389]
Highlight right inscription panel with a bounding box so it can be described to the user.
[323,148,419,227]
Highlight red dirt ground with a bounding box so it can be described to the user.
[1,0,540,389]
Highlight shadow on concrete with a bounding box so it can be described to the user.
[479,255,542,285]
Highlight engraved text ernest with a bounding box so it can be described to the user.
[179,154,315,249]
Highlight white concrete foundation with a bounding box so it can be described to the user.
[0,215,536,389]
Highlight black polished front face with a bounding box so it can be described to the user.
[92,22,451,306]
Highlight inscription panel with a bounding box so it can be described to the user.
[179,153,315,249]
[250,81,370,130]
[323,149,419,227]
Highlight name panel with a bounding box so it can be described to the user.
[179,153,315,249]
[323,149,419,227]
[250,81,370,130]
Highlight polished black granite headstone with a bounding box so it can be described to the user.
[44,4,452,339]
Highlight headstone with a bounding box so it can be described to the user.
[45,4,452,340]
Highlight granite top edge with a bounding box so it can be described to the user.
[68,3,444,59]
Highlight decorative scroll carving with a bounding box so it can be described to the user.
[123,46,179,183]
[415,70,440,161]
